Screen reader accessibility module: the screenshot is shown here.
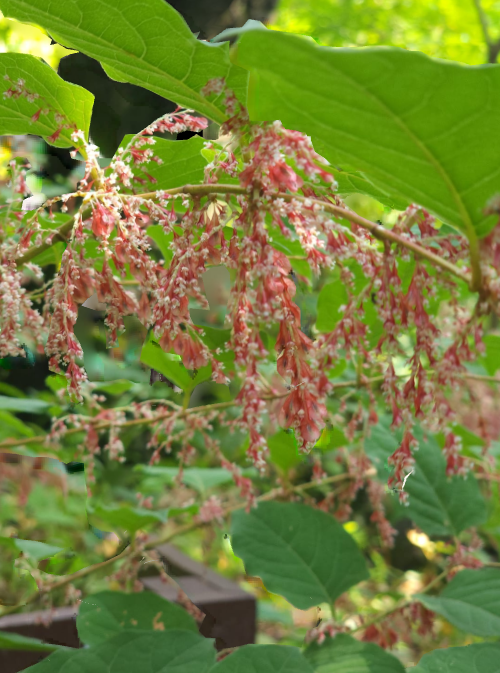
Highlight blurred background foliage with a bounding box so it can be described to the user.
[268,0,500,65]
[1,1,500,668]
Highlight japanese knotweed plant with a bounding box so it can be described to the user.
[1,0,500,670]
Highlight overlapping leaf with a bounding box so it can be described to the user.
[234,29,500,237]
[0,53,93,146]
[0,0,248,124]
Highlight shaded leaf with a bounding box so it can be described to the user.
[210,644,314,673]
[76,591,198,647]
[365,419,487,536]
[412,642,500,672]
[230,501,369,610]
[303,633,405,673]
[416,568,500,636]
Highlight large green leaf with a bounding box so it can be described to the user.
[23,630,216,673]
[210,644,314,673]
[412,642,500,673]
[230,501,369,610]
[0,53,93,147]
[108,135,208,194]
[76,591,198,647]
[416,568,500,637]
[365,419,488,536]
[303,633,405,673]
[0,0,248,125]
[234,29,500,237]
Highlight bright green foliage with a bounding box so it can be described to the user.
[0,53,93,146]
[107,135,209,194]
[0,0,248,124]
[234,29,500,238]
[304,633,405,672]
[412,642,500,672]
[76,591,198,647]
[269,0,500,66]
[416,568,500,636]
[230,501,369,609]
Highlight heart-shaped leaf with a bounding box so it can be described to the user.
[234,29,500,238]
[230,501,369,610]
